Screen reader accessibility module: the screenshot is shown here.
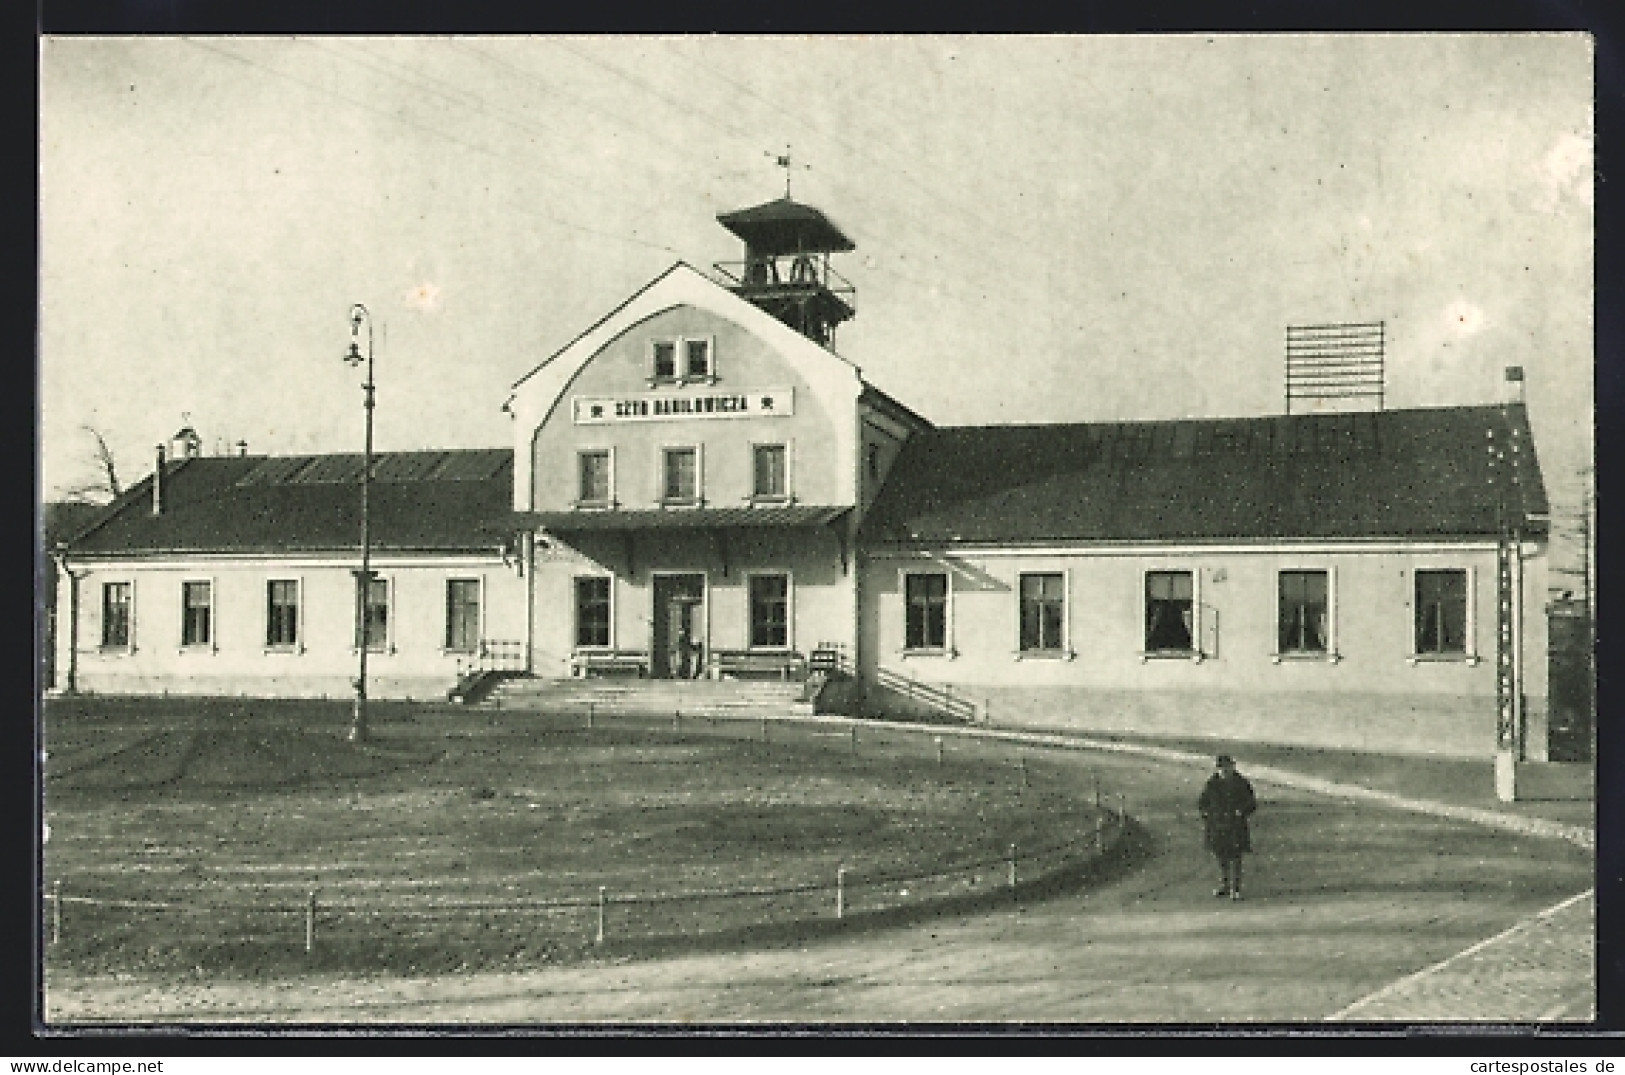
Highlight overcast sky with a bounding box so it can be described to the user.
[39,34,1594,574]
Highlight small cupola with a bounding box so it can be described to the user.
[715,196,857,348]
[170,425,202,460]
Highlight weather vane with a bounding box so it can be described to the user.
[766,144,811,198]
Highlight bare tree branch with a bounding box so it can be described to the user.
[64,425,123,503]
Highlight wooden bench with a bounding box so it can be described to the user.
[708,649,807,681]
[570,649,650,678]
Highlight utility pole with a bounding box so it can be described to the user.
[344,304,376,743]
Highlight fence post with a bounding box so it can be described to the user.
[596,886,606,945]
[935,736,944,766]
[1008,843,1018,889]
[1019,755,1029,788]
[305,888,317,954]
[1118,793,1127,834]
[850,724,858,755]
[1095,814,1105,853]
[837,866,846,920]
[674,709,681,732]
[587,702,594,730]
[51,880,61,946]
[761,716,769,743]
[1093,772,1101,809]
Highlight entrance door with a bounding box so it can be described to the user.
[652,573,705,679]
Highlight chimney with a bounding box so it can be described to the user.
[1503,365,1526,405]
[236,440,249,457]
[152,444,166,516]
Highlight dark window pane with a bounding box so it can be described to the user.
[578,452,610,503]
[750,574,789,648]
[1020,572,1064,651]
[360,578,389,651]
[267,580,298,647]
[1415,569,1467,654]
[182,581,211,646]
[1278,570,1328,653]
[905,573,948,649]
[446,579,480,651]
[102,582,131,647]
[664,449,697,501]
[685,339,711,377]
[754,445,786,498]
[1145,571,1193,651]
[652,341,676,379]
[576,577,611,648]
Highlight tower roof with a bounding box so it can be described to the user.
[716,197,855,255]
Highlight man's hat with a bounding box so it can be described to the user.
[1215,754,1235,767]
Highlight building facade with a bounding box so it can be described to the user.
[857,410,1549,758]
[49,197,1552,759]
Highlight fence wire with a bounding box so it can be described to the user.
[44,712,1134,970]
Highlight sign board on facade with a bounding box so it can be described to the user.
[572,387,795,424]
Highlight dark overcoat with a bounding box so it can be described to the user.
[1198,771,1257,859]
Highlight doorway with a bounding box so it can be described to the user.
[652,573,705,679]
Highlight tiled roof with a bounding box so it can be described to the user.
[715,197,856,254]
[861,404,1548,545]
[63,449,515,557]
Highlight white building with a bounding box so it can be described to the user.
[50,197,1551,760]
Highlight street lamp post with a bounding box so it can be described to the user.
[345,303,376,743]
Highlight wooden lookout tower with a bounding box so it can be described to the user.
[714,197,857,348]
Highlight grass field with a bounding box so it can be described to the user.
[42,697,1119,978]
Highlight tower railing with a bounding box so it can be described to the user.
[712,257,857,310]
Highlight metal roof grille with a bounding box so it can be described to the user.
[1286,321,1385,413]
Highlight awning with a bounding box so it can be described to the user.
[516,506,852,533]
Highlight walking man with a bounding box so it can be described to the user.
[1198,754,1257,900]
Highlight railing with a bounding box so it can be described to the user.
[871,666,982,724]
[570,649,652,678]
[459,639,524,675]
[809,641,853,678]
[712,258,857,309]
[449,640,527,704]
[708,649,808,681]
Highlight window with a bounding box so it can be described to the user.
[1145,570,1194,652]
[1020,573,1066,653]
[575,576,611,648]
[749,574,790,648]
[1415,569,1468,655]
[578,450,612,506]
[905,572,949,651]
[867,443,883,483]
[181,580,212,647]
[662,447,699,504]
[101,582,131,648]
[1278,571,1329,654]
[685,338,712,379]
[445,579,481,652]
[753,444,787,500]
[266,580,299,648]
[650,337,714,383]
[357,576,389,652]
[651,340,678,381]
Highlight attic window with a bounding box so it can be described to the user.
[650,337,715,385]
